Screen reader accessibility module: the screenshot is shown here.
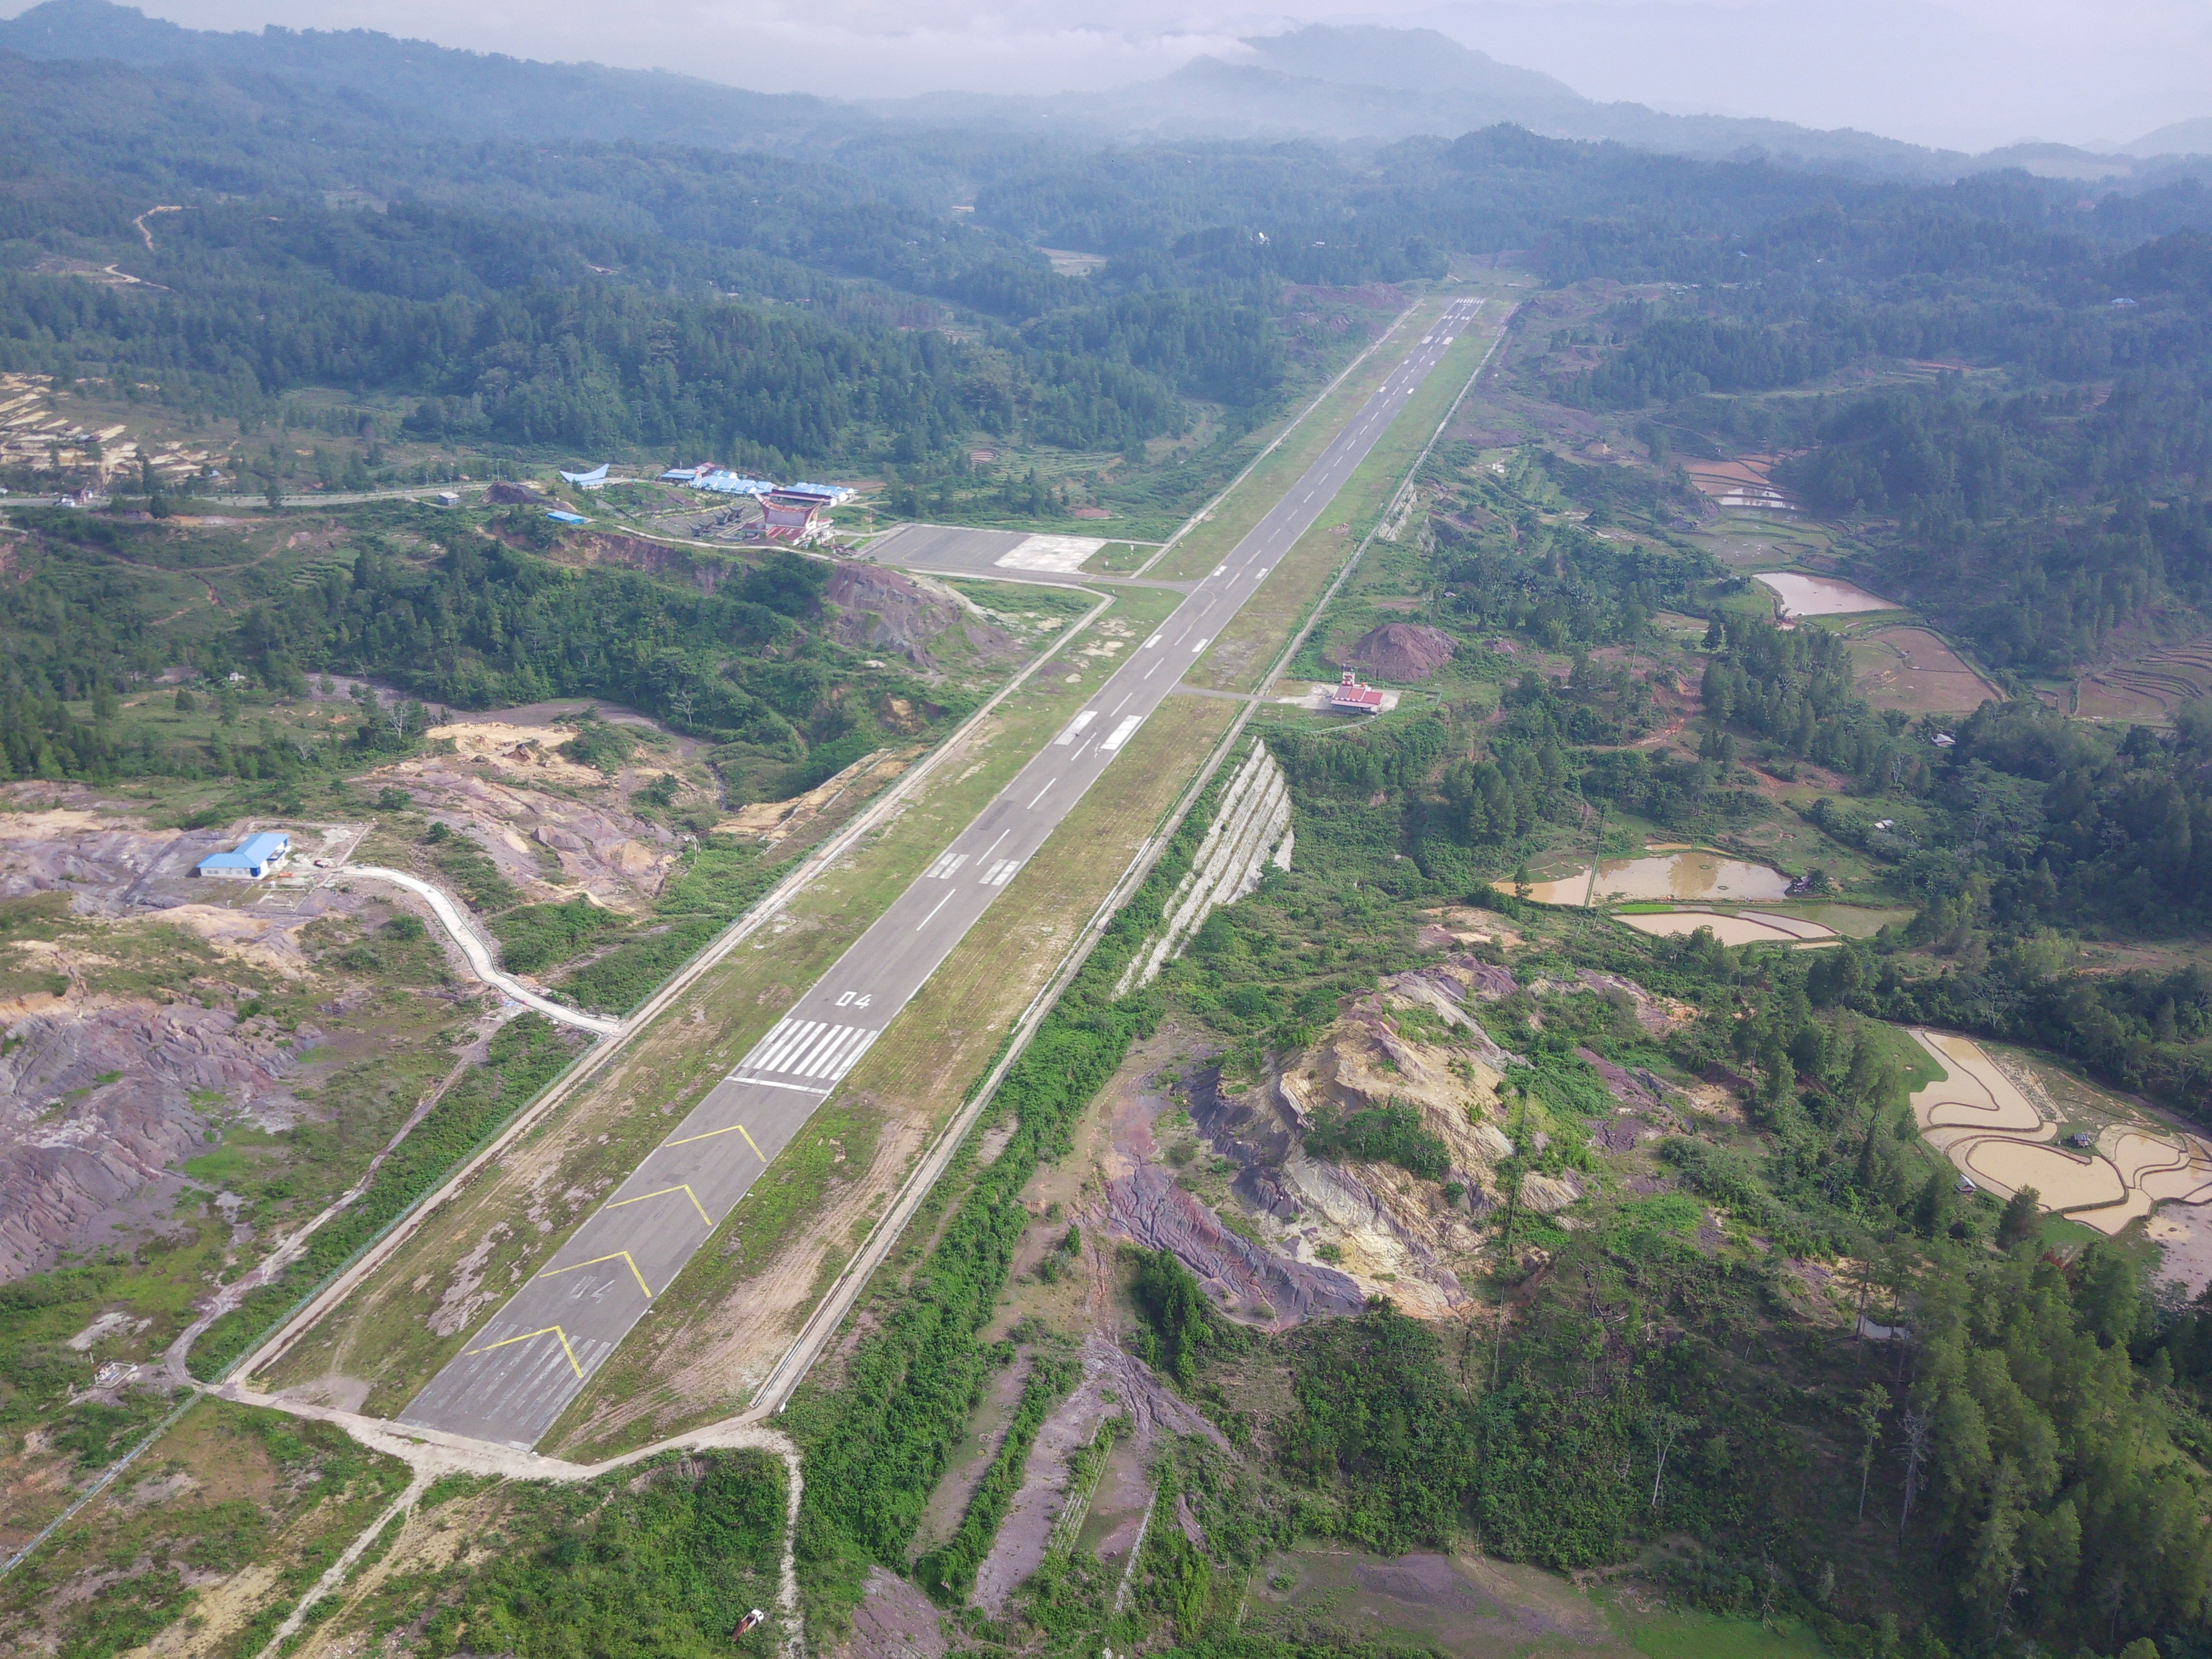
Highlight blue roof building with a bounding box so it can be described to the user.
[696,472,776,496]
[546,509,589,525]
[195,832,291,880]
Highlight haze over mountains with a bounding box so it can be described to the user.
[2,0,2208,189]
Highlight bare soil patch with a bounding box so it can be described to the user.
[1849,626,2000,714]
[1338,622,1457,681]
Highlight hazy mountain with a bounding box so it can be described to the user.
[2128,117,2212,158]
[1241,25,1586,108]
[0,0,868,153]
[0,0,2188,189]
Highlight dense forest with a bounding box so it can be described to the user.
[0,503,952,805]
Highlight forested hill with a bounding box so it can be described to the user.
[0,1,2193,185]
[0,0,867,155]
[6,8,2212,491]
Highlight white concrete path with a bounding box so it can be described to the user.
[344,866,620,1035]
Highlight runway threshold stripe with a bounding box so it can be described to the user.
[801,1026,867,1079]
[795,1027,860,1079]
[754,1020,823,1073]
[782,1025,845,1076]
[827,1030,879,1081]
[763,1019,833,1072]
[797,1026,867,1078]
[739,1017,795,1069]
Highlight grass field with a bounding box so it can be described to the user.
[1848,625,2000,716]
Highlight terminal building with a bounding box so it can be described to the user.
[194,832,291,880]
[761,489,834,544]
[1328,667,1385,714]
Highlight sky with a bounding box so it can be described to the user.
[47,0,2212,153]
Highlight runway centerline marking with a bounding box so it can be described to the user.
[461,1324,584,1376]
[606,1184,712,1225]
[919,890,955,928]
[540,1251,654,1298]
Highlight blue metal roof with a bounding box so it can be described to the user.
[197,832,290,872]
[545,509,589,525]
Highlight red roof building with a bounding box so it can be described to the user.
[1328,667,1385,713]
[761,490,831,543]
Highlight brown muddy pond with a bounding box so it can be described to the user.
[1754,571,1897,617]
[1525,851,1792,905]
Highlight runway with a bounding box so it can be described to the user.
[396,299,1486,1447]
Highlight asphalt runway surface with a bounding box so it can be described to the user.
[865,523,1107,582]
[397,299,1485,1447]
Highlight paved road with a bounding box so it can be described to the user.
[397,299,1486,1447]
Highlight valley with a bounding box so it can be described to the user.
[4,11,2212,1659]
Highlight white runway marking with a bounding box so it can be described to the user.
[924,852,969,879]
[979,858,1023,886]
[730,1019,882,1087]
[917,891,954,929]
[1101,716,1144,753]
[1055,710,1098,745]
[1028,779,1055,808]
[1191,637,1211,652]
[995,534,1105,572]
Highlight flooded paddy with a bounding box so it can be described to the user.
[1754,572,1898,618]
[1617,911,1835,946]
[1525,851,1791,906]
[1909,1029,2212,1238]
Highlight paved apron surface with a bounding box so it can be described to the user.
[399,300,1485,1446]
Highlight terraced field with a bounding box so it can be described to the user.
[2076,638,2212,723]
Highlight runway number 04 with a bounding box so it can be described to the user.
[836,992,872,1008]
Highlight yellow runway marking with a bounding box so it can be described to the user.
[462,1324,583,1377]
[662,1121,766,1161]
[606,1183,712,1224]
[540,1250,654,1298]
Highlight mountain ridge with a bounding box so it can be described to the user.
[0,0,2200,189]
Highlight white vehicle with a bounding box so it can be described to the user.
[733,1609,766,1639]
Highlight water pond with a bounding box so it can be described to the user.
[1525,851,1792,906]
[1753,572,1897,617]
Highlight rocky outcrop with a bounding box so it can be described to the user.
[1,996,311,1278]
[1106,1163,1363,1323]
[825,562,1012,674]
